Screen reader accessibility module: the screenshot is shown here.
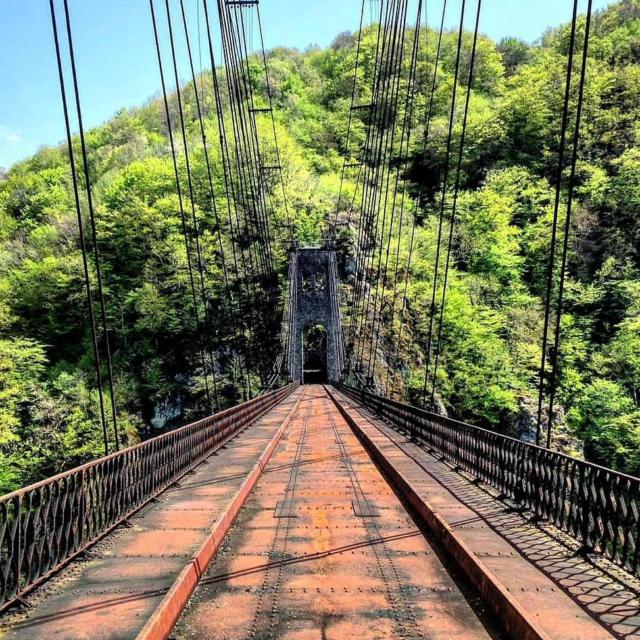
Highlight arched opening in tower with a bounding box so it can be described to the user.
[302,324,327,384]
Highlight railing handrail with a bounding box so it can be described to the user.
[0,385,296,503]
[0,382,298,611]
[331,381,640,576]
[335,382,640,484]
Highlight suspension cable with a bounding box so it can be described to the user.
[164,0,221,410]
[219,2,274,282]
[333,0,367,229]
[49,0,111,455]
[421,0,467,407]
[221,2,274,280]
[256,6,291,232]
[386,0,446,397]
[61,0,120,449]
[363,0,411,379]
[345,0,388,369]
[545,0,593,449]
[430,0,482,407]
[149,0,215,410]
[236,6,276,276]
[216,0,273,387]
[354,0,404,375]
[202,0,255,398]
[219,8,268,290]
[354,0,408,375]
[217,0,284,384]
[179,0,250,399]
[369,0,423,381]
[535,0,580,445]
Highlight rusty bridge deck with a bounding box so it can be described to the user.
[1,386,638,640]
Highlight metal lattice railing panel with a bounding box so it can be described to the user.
[0,383,296,611]
[332,382,640,577]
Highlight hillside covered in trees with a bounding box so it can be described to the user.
[0,0,639,492]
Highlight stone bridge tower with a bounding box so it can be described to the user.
[285,243,344,383]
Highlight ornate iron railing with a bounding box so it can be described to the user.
[0,383,297,611]
[332,382,640,577]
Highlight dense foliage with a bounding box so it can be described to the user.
[0,0,639,492]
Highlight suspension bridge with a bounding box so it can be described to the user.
[1,0,639,638]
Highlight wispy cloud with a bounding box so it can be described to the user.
[0,126,21,144]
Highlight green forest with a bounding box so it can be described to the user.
[0,0,639,493]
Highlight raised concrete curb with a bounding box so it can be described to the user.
[326,386,551,640]
[136,390,305,640]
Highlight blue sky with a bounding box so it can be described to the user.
[0,0,612,169]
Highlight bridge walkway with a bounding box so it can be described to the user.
[173,385,499,640]
[1,386,639,639]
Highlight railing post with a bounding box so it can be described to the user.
[409,405,418,442]
[14,497,22,600]
[578,464,591,555]
[633,510,640,575]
